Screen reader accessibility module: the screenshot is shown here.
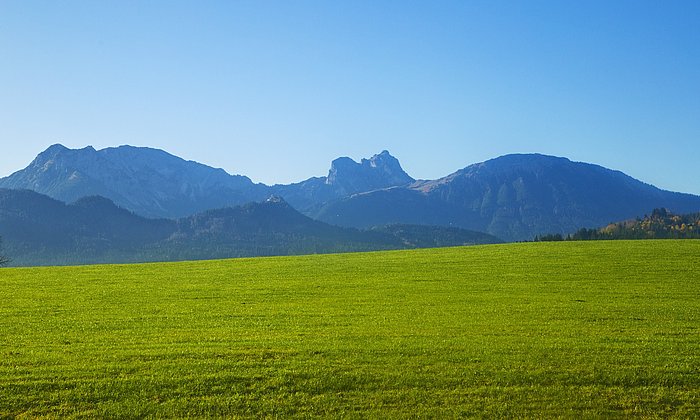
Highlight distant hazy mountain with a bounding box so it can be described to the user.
[312,154,700,241]
[370,224,503,248]
[0,189,501,266]
[0,189,174,265]
[2,145,699,242]
[0,145,413,218]
[0,144,268,218]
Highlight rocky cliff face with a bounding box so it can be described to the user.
[326,150,414,196]
[270,150,414,211]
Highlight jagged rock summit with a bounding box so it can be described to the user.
[266,150,416,211]
[326,150,414,194]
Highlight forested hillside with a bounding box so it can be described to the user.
[0,189,501,266]
[536,208,700,241]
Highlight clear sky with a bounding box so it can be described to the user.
[1,1,698,193]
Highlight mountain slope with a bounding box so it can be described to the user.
[0,144,268,218]
[371,224,503,248]
[0,189,175,265]
[0,146,414,218]
[0,190,500,266]
[314,154,700,241]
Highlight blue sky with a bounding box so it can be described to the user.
[1,1,698,193]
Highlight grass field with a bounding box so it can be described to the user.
[1,240,699,418]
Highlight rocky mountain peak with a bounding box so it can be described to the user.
[42,143,69,155]
[326,151,414,194]
[328,157,357,174]
[0,144,267,219]
[363,150,393,167]
[39,144,96,157]
[265,195,287,204]
[33,144,71,164]
[31,144,99,174]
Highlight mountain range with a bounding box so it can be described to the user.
[0,189,501,266]
[2,144,700,242]
[313,154,700,241]
[0,144,269,218]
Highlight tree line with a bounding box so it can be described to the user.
[0,236,9,267]
[534,208,700,242]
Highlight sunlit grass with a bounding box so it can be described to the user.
[1,240,699,417]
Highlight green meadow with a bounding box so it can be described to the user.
[1,240,699,418]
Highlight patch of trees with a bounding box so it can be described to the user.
[0,236,10,267]
[534,208,700,242]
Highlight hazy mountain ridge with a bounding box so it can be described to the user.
[0,144,268,218]
[313,154,700,241]
[0,189,174,263]
[0,145,414,217]
[2,146,700,242]
[0,189,501,266]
